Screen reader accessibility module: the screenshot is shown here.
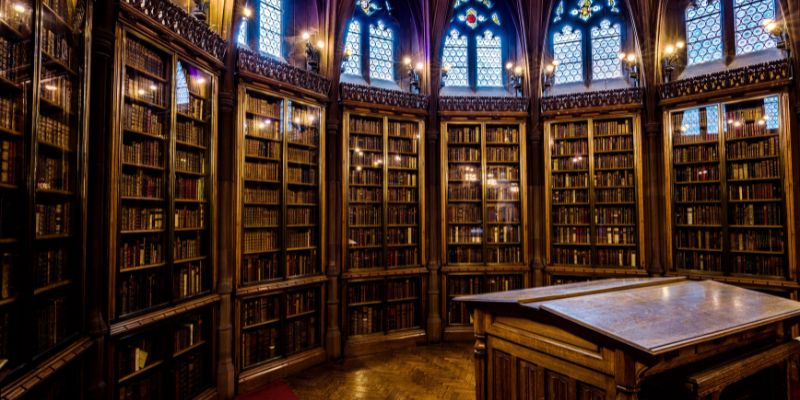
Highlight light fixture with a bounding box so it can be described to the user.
[762,19,789,55]
[149,84,158,91]
[341,47,353,74]
[242,6,252,18]
[303,31,323,73]
[661,41,685,83]
[619,52,640,87]
[195,76,206,85]
[542,60,558,92]
[12,2,26,13]
[405,56,422,94]
[441,64,451,88]
[44,84,57,91]
[506,61,524,97]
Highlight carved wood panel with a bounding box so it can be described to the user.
[546,371,574,400]
[518,359,543,400]
[492,350,513,400]
[577,383,606,400]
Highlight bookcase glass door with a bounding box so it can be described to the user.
[241,90,284,285]
[445,123,484,265]
[667,95,791,280]
[345,276,421,338]
[485,125,523,264]
[2,0,90,370]
[347,115,385,270]
[386,119,420,268]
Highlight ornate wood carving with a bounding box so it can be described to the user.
[120,0,226,62]
[541,88,643,114]
[439,96,530,113]
[237,49,332,97]
[659,59,792,102]
[340,83,429,111]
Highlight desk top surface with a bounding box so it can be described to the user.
[456,277,800,355]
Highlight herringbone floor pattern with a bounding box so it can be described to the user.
[286,343,476,400]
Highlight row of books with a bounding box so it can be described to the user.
[244,187,279,204]
[595,227,636,245]
[286,229,314,248]
[348,205,382,225]
[388,137,418,154]
[552,157,588,171]
[551,173,588,188]
[176,121,205,147]
[240,326,279,367]
[732,255,783,276]
[388,187,417,202]
[287,128,319,148]
[123,139,163,168]
[673,133,718,146]
[288,147,317,165]
[552,248,590,265]
[595,154,633,169]
[174,234,202,260]
[387,171,417,186]
[284,317,317,355]
[38,114,71,149]
[121,206,164,231]
[287,253,317,277]
[0,97,22,133]
[126,74,166,107]
[243,231,278,254]
[674,251,722,272]
[675,206,721,225]
[486,247,522,263]
[447,226,482,244]
[177,97,205,121]
[388,248,418,267]
[121,171,163,199]
[118,272,163,315]
[729,183,779,200]
[40,73,72,110]
[121,236,163,269]
[552,123,588,139]
[388,154,417,169]
[387,206,417,224]
[35,248,66,290]
[448,127,481,144]
[245,118,280,140]
[247,96,281,119]
[287,166,316,184]
[287,208,312,225]
[174,318,203,352]
[594,136,633,152]
[487,147,519,163]
[388,122,417,138]
[674,145,719,164]
[243,206,279,227]
[486,225,520,243]
[485,127,519,144]
[175,205,205,229]
[387,227,416,245]
[244,161,279,182]
[241,254,279,284]
[730,203,782,225]
[125,103,165,136]
[594,170,634,187]
[730,230,784,252]
[36,154,70,191]
[42,28,70,66]
[348,282,381,304]
[350,135,382,152]
[676,230,722,249]
[126,39,166,79]
[173,353,207,399]
[175,176,204,200]
[674,185,720,202]
[348,249,382,269]
[350,118,382,135]
[446,204,481,223]
[552,140,587,156]
[727,159,779,180]
[674,165,719,182]
[175,261,204,298]
[596,249,637,267]
[242,295,279,327]
[594,120,631,136]
[727,136,778,159]
[486,205,520,223]
[288,188,316,204]
[349,228,381,246]
[35,202,70,236]
[486,166,519,181]
[595,187,635,203]
[448,147,481,162]
[175,150,204,174]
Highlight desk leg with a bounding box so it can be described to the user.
[474,309,488,400]
[615,350,640,400]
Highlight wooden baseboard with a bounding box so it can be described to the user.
[443,326,474,342]
[237,347,326,394]
[343,328,427,357]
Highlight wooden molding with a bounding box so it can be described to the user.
[235,275,328,297]
[340,83,429,115]
[658,59,792,105]
[237,347,327,394]
[438,96,529,117]
[541,88,644,116]
[237,49,331,101]
[1,337,93,400]
[109,294,220,336]
[120,0,226,64]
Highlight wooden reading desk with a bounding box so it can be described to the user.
[456,277,800,400]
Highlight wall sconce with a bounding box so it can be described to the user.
[441,64,451,88]
[763,19,789,55]
[618,52,640,88]
[404,57,423,95]
[542,60,558,93]
[661,41,684,83]
[302,31,324,74]
[341,47,352,74]
[505,62,524,97]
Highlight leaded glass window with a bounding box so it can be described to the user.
[685,0,723,65]
[237,20,248,46]
[476,30,503,87]
[765,95,779,130]
[734,0,776,55]
[706,105,720,134]
[258,0,282,58]
[443,29,469,87]
[369,21,394,81]
[343,20,362,77]
[176,62,189,107]
[590,19,621,80]
[553,25,583,84]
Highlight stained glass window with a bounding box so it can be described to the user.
[443,29,469,87]
[176,62,189,107]
[685,0,722,65]
[706,105,720,134]
[369,21,394,81]
[765,95,779,130]
[476,30,503,87]
[258,0,282,58]
[553,25,583,84]
[590,19,621,80]
[343,20,362,77]
[681,108,701,136]
[237,20,248,46]
[734,0,776,55]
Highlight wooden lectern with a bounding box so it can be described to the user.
[455,277,800,400]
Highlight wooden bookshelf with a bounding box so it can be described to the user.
[233,84,326,383]
[113,306,215,399]
[442,272,524,340]
[107,25,218,399]
[0,0,90,385]
[544,115,646,280]
[341,111,426,354]
[664,94,797,288]
[440,120,529,339]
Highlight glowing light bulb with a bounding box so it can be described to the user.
[551,60,559,66]
[664,45,675,55]
[404,56,412,66]
[545,64,555,73]
[442,64,451,73]
[302,31,311,41]
[316,40,325,49]
[415,62,424,71]
[195,77,206,85]
[356,166,362,172]
[44,84,57,91]
[149,84,158,91]
[676,41,685,49]
[12,3,26,13]
[514,66,523,75]
[626,53,636,63]
[137,88,146,96]
[505,62,513,70]
[395,155,401,161]
[242,6,252,18]
[618,52,626,60]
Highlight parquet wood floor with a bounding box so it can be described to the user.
[285,343,476,400]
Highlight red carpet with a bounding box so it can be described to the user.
[236,380,298,400]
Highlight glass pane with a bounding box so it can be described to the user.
[685,0,723,65]
[590,19,621,80]
[476,30,503,87]
[259,0,282,58]
[553,25,583,84]
[442,29,469,87]
[343,20,362,77]
[368,20,394,81]
[734,0,776,55]
[237,20,248,46]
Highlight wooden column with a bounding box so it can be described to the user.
[325,114,342,359]
[216,22,238,399]
[473,309,488,400]
[86,0,118,398]
[426,123,442,342]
